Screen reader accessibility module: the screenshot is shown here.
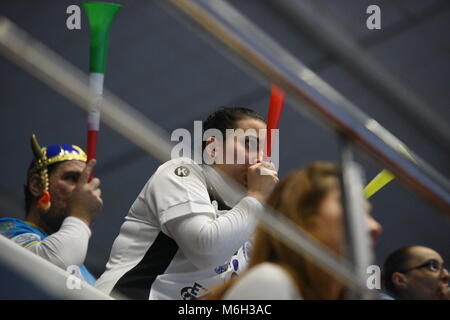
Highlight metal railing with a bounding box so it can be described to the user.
[0,15,371,298]
[162,0,450,299]
[163,0,450,214]
[0,235,113,299]
[0,0,448,299]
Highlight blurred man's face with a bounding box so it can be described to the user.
[401,246,449,300]
[210,117,266,187]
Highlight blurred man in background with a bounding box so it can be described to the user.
[382,245,449,300]
[0,135,103,285]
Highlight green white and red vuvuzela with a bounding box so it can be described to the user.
[82,2,121,177]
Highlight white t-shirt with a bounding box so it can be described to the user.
[223,262,303,300]
[95,157,262,300]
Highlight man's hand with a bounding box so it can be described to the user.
[67,159,103,227]
[247,161,279,204]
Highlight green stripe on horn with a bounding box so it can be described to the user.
[82,2,122,73]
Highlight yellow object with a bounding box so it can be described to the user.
[363,169,395,199]
[364,143,416,199]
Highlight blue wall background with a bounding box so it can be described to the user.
[0,0,448,278]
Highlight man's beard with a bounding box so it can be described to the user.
[42,207,67,234]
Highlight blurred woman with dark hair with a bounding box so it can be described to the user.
[206,162,383,300]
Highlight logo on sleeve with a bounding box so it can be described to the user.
[11,233,41,246]
[214,261,229,274]
[174,166,190,177]
[0,222,13,231]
